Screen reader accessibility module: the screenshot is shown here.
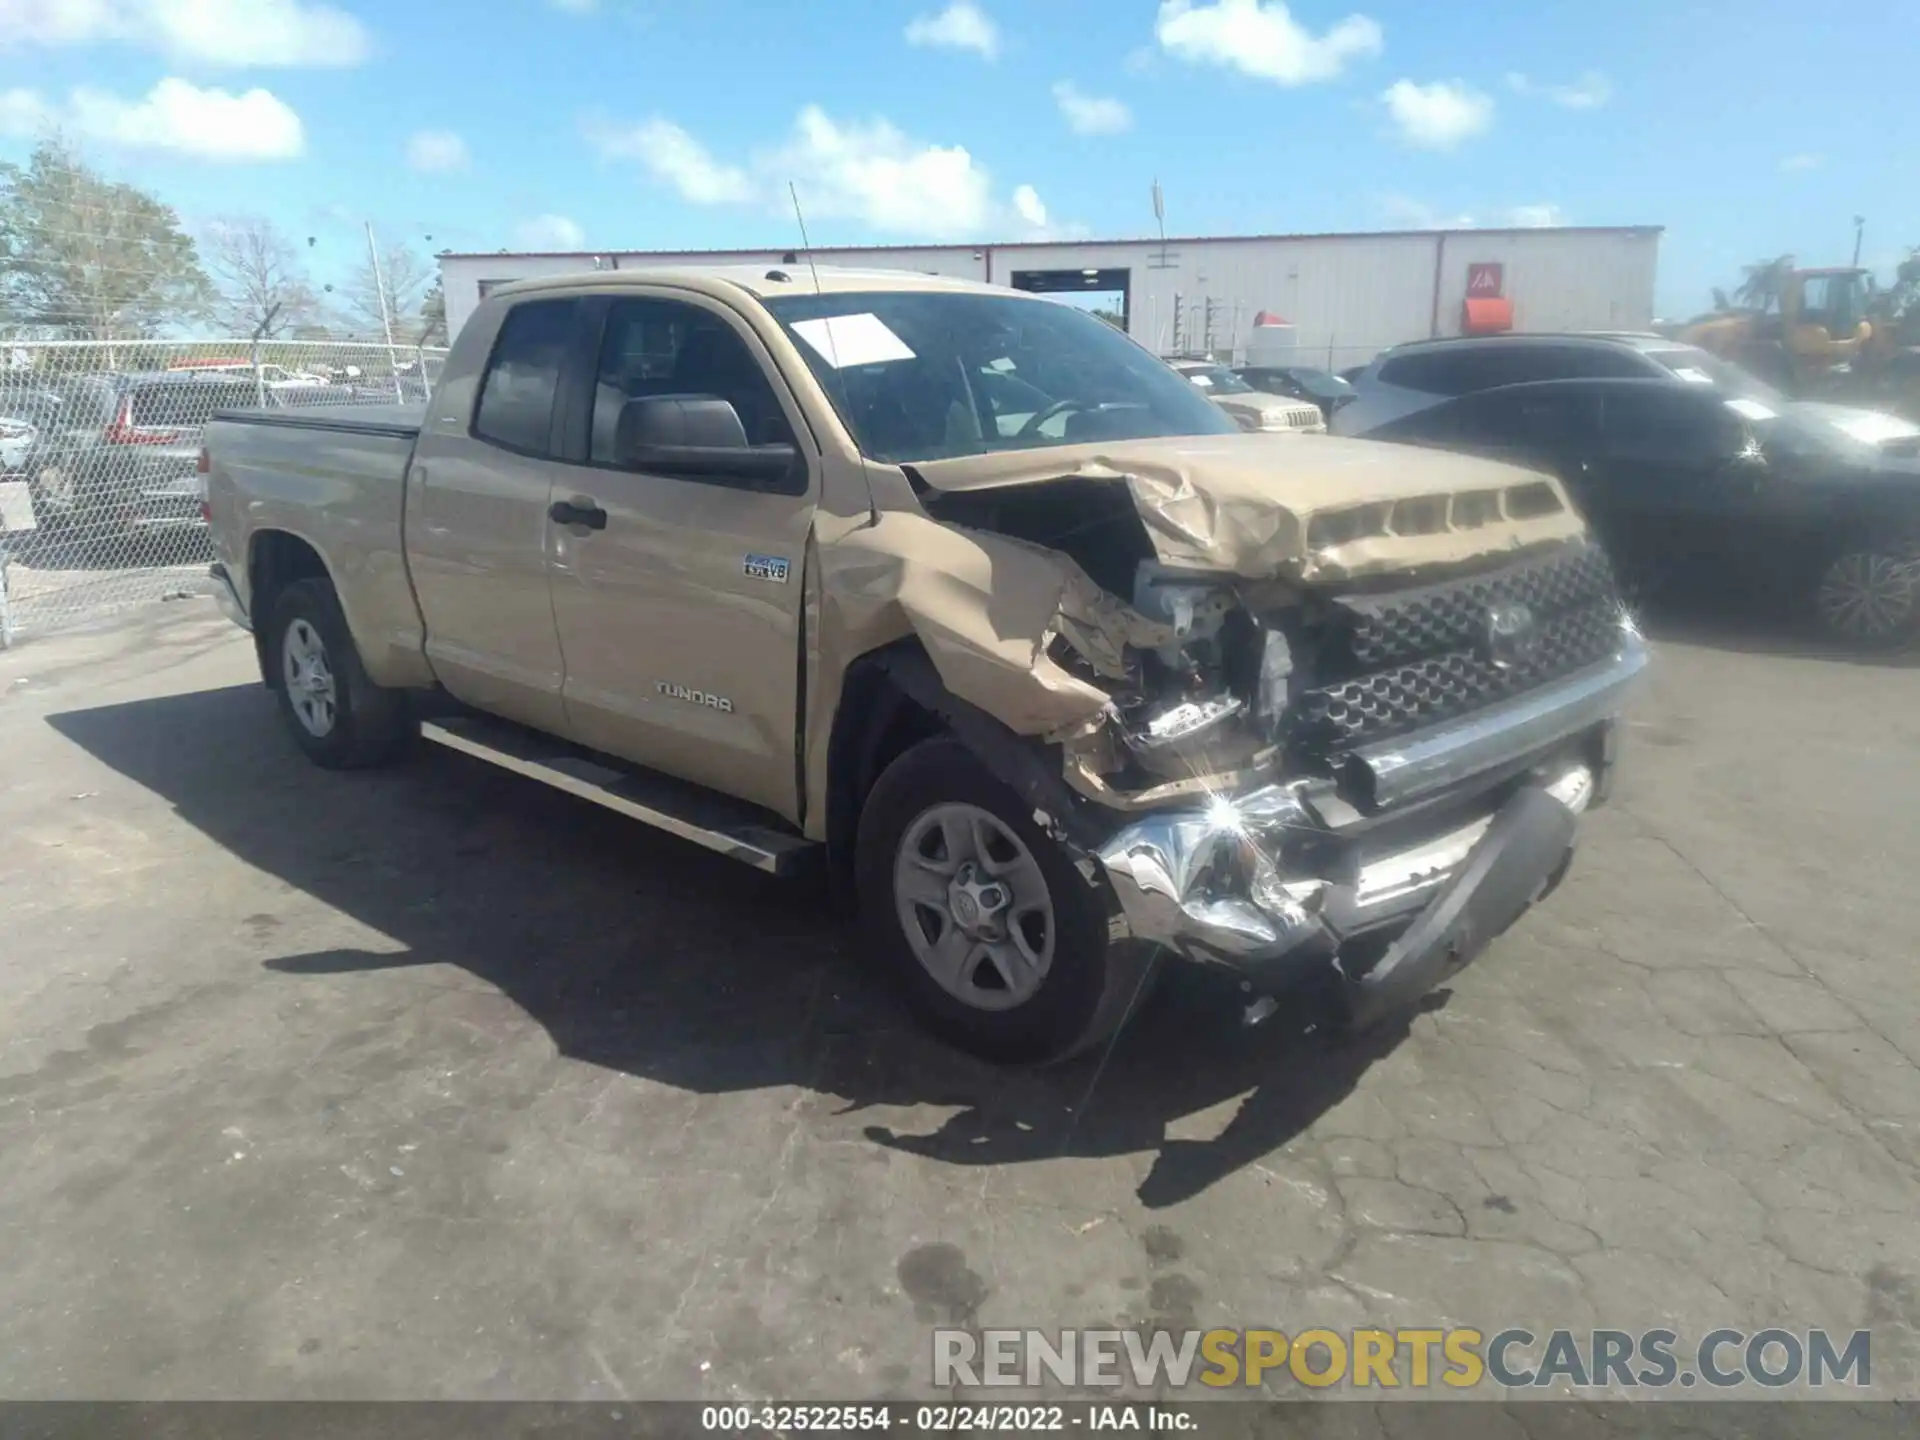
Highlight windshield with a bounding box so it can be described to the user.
[1282,367,1352,399]
[765,291,1234,463]
[1176,364,1254,395]
[1646,345,1784,404]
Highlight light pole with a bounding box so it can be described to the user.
[1853,216,1866,269]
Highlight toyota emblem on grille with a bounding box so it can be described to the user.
[1482,601,1540,668]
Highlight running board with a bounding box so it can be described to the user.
[419,716,821,878]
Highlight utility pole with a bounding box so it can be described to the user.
[1853,216,1866,269]
[366,222,404,403]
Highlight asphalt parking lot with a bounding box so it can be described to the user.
[3,601,1919,1406]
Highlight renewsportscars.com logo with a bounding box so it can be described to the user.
[933,1327,1873,1391]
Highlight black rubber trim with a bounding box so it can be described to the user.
[872,647,1105,852]
[210,409,422,441]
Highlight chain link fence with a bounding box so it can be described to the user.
[0,340,446,645]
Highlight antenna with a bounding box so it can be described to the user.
[788,182,824,296]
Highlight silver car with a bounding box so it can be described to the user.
[1169,360,1325,433]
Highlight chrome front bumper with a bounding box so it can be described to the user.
[1094,636,1647,993]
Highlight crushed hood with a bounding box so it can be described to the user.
[909,433,1588,583]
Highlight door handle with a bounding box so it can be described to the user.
[548,499,607,531]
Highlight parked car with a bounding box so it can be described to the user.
[1168,359,1325,432]
[166,360,331,389]
[1234,364,1357,423]
[202,267,1641,1063]
[0,388,61,473]
[1365,376,1920,644]
[1333,332,1784,438]
[21,373,284,538]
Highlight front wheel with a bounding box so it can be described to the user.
[1812,543,1920,648]
[268,577,414,769]
[854,737,1150,1065]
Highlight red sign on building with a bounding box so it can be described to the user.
[1467,262,1505,297]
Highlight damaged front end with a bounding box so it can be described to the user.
[902,439,1648,1025]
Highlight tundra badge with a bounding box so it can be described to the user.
[656,682,734,713]
[743,553,790,584]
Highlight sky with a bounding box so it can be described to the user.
[2,0,1916,321]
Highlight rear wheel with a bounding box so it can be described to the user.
[1813,542,1920,648]
[268,577,413,768]
[855,737,1150,1065]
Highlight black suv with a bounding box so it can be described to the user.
[1332,332,1773,438]
[1368,376,1920,645]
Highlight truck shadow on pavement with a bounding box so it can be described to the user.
[48,683,1423,1211]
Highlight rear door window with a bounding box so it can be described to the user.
[473,298,578,456]
[1378,347,1537,395]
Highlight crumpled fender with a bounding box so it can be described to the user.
[813,510,1154,739]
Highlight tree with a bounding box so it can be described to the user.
[1090,307,1126,330]
[205,216,318,339]
[1734,254,1796,311]
[0,135,212,341]
[339,240,435,342]
[418,275,447,347]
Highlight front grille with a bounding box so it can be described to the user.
[1286,541,1624,753]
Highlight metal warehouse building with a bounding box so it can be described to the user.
[438,225,1660,370]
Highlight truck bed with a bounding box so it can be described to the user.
[204,402,430,687]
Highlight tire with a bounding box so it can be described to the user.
[854,736,1152,1065]
[1811,540,1920,649]
[267,577,413,769]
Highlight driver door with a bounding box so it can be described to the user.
[545,291,816,821]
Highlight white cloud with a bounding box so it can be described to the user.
[770,106,993,235]
[1155,0,1381,86]
[1377,196,1566,230]
[1052,81,1131,136]
[1780,153,1821,172]
[589,106,1045,239]
[1011,184,1047,229]
[406,129,469,172]
[1504,203,1563,228]
[1378,194,1475,229]
[1381,79,1493,149]
[904,2,999,60]
[0,0,371,67]
[0,77,304,160]
[585,116,756,204]
[1505,70,1612,109]
[515,214,586,249]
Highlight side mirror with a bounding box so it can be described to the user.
[615,394,797,483]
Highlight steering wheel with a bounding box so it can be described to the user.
[1014,398,1093,439]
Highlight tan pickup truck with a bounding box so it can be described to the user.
[203,266,1645,1063]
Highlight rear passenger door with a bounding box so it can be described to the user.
[544,291,815,822]
[406,296,582,733]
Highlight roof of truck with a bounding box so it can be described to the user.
[486,264,1016,305]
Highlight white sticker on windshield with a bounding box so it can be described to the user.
[791,314,916,369]
[1724,397,1777,421]
[1673,367,1714,385]
[1189,374,1213,388]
